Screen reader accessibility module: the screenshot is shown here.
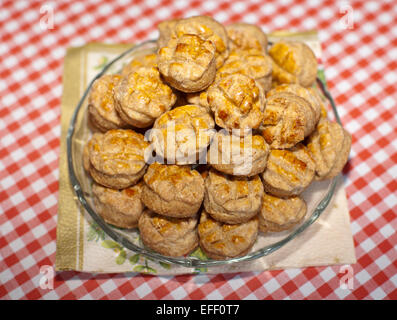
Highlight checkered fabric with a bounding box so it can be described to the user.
[1,0,396,300]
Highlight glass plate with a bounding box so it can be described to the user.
[67,40,341,268]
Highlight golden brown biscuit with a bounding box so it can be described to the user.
[150,105,215,164]
[92,182,145,229]
[186,90,210,111]
[207,73,265,135]
[170,16,229,68]
[86,129,149,189]
[320,103,328,119]
[138,210,198,257]
[226,22,268,52]
[259,193,307,233]
[269,41,318,87]
[306,119,351,180]
[158,34,217,93]
[260,92,317,149]
[157,18,180,49]
[267,84,322,123]
[88,74,128,132]
[83,137,94,173]
[207,130,270,176]
[204,168,264,224]
[114,66,177,128]
[311,87,328,119]
[141,163,205,218]
[121,53,157,76]
[262,143,315,197]
[198,210,258,260]
[218,49,273,93]
[323,130,351,179]
[186,50,273,108]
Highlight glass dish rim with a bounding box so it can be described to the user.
[66,39,341,268]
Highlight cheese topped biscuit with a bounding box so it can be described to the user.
[114,66,176,128]
[207,73,265,135]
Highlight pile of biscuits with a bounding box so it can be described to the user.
[83,16,351,260]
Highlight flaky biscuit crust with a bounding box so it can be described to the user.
[260,92,317,149]
[269,41,318,87]
[323,128,351,179]
[198,210,258,260]
[259,193,307,233]
[158,34,217,93]
[157,19,180,49]
[141,163,204,218]
[138,210,198,257]
[207,131,270,176]
[262,143,315,197]
[187,50,273,109]
[306,119,343,179]
[218,49,273,93]
[307,119,351,180]
[114,66,176,128]
[186,91,210,111]
[150,105,215,164]
[87,129,149,189]
[92,182,145,229]
[204,169,264,224]
[88,74,128,132]
[207,73,265,134]
[121,53,157,76]
[172,16,229,69]
[226,23,268,52]
[267,84,322,123]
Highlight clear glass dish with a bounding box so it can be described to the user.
[67,40,341,268]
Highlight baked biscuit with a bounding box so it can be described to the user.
[226,22,268,52]
[207,73,265,135]
[204,168,264,224]
[157,18,180,49]
[121,53,157,76]
[186,91,210,111]
[167,16,229,69]
[267,84,322,123]
[158,33,217,92]
[141,163,205,218]
[324,130,351,179]
[187,50,273,108]
[198,210,258,260]
[138,210,198,257]
[114,66,176,128]
[86,129,149,189]
[306,119,351,180]
[259,193,307,233]
[88,74,128,132]
[262,143,315,197]
[269,41,318,87]
[260,91,317,149]
[320,103,328,119]
[92,182,144,229]
[83,136,96,173]
[218,49,273,92]
[150,105,215,164]
[207,130,270,176]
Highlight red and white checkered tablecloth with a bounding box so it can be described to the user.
[1,0,396,300]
